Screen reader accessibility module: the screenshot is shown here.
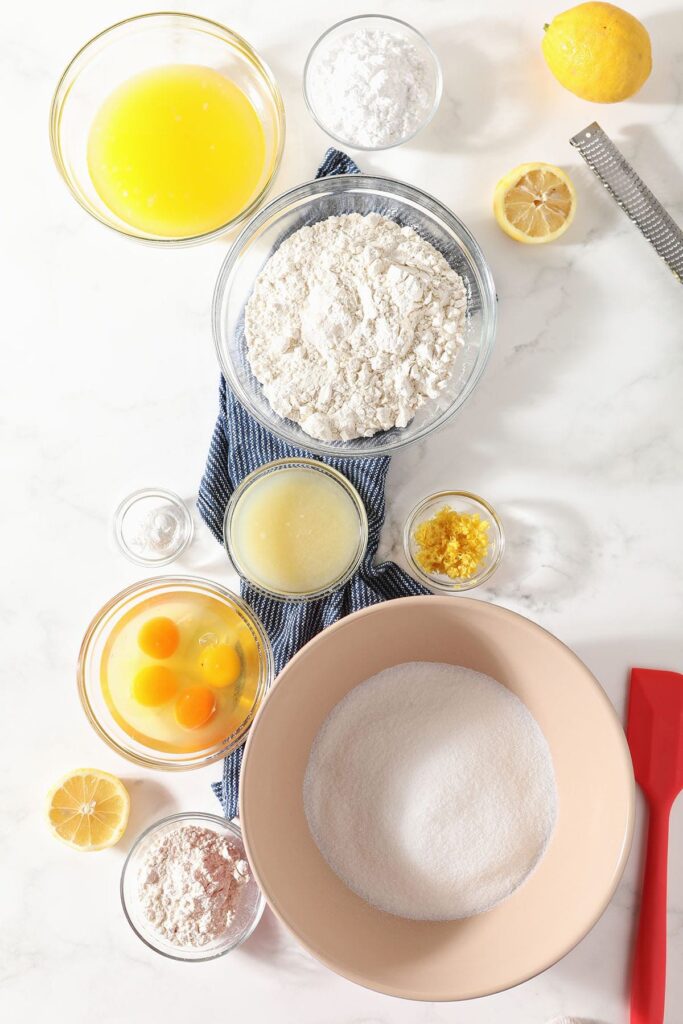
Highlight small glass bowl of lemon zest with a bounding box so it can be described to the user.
[404,491,504,592]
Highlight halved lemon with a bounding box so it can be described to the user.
[493,163,576,244]
[47,768,130,851]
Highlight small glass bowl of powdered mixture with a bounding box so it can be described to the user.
[303,15,442,150]
[113,488,194,566]
[121,813,264,961]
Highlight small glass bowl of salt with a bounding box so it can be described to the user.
[303,15,443,151]
[113,487,194,567]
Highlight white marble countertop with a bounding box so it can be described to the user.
[3,0,683,1020]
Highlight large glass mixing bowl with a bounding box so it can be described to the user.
[212,175,497,458]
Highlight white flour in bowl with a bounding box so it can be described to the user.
[303,662,557,921]
[244,213,466,442]
[137,825,250,947]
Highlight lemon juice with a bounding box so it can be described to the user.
[229,467,362,595]
[87,64,268,237]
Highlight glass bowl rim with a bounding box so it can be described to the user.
[120,811,265,962]
[113,486,194,567]
[49,10,286,247]
[403,489,505,592]
[223,458,369,602]
[212,173,498,458]
[302,13,443,152]
[77,573,274,769]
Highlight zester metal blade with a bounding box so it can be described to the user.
[570,122,683,282]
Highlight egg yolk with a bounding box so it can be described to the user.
[132,665,178,707]
[175,685,216,730]
[138,616,179,659]
[200,643,241,688]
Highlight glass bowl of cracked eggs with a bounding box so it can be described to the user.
[212,175,497,458]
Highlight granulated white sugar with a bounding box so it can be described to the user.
[303,662,557,920]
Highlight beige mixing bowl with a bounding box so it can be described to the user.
[240,596,634,1001]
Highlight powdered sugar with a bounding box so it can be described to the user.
[307,28,435,148]
[245,213,466,442]
[137,825,250,947]
[303,662,557,921]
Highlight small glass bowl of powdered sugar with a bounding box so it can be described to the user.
[121,813,264,961]
[303,15,442,150]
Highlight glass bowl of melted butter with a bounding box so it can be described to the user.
[50,12,285,245]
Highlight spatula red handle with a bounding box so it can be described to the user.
[630,800,671,1024]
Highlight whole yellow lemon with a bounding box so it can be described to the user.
[542,2,652,102]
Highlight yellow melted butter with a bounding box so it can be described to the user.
[87,64,269,237]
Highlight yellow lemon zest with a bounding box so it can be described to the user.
[414,506,490,580]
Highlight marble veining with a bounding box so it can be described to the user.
[1,0,682,1021]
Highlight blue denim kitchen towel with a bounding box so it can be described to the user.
[198,149,429,818]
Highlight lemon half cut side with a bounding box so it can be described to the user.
[47,768,130,851]
[493,163,577,244]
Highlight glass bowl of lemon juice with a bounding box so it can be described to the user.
[50,12,285,246]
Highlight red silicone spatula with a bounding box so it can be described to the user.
[627,667,683,1024]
